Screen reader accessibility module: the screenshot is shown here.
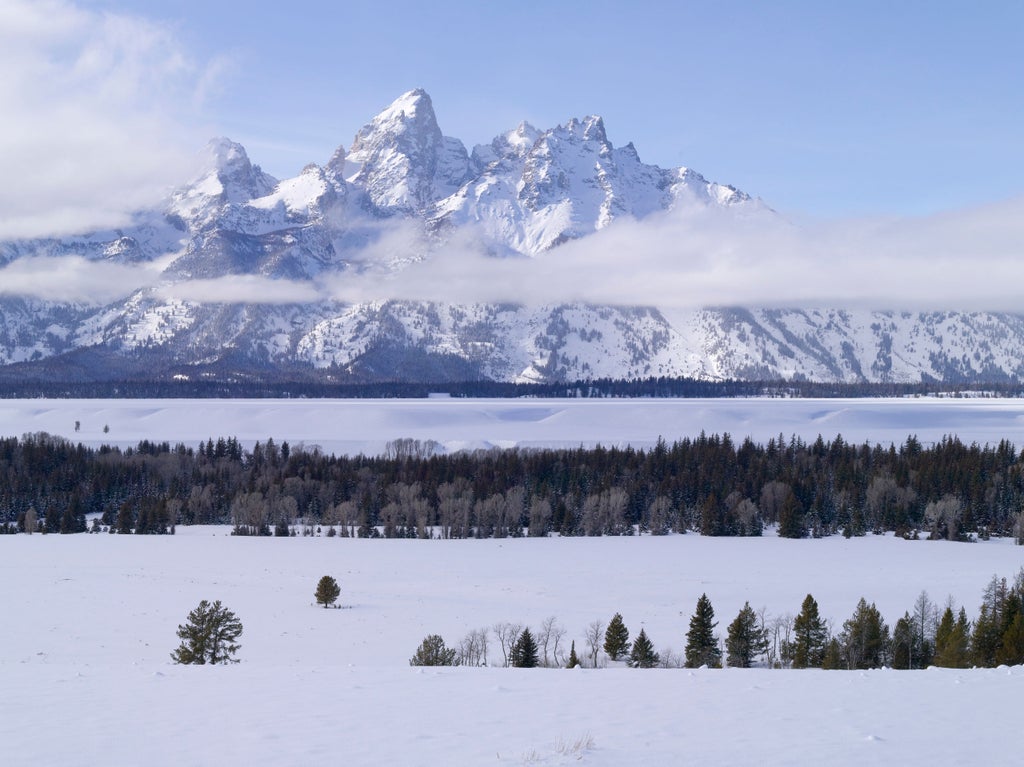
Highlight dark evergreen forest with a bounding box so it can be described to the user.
[0,375,1022,399]
[3,431,1024,542]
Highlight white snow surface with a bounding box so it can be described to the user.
[4,398,1024,764]
[3,529,1023,766]
[2,396,1024,455]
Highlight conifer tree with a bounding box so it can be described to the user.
[726,601,768,667]
[685,593,721,668]
[629,628,660,668]
[314,575,341,608]
[821,637,844,669]
[510,627,539,668]
[839,598,890,669]
[410,634,458,666]
[171,600,243,665]
[934,606,971,668]
[603,613,630,661]
[567,640,581,668]
[791,594,828,668]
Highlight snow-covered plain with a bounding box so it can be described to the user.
[4,531,1024,766]
[3,396,1024,455]
[5,397,1024,765]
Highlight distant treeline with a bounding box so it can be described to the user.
[3,431,1024,542]
[0,376,1022,399]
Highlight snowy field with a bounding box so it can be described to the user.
[4,530,1024,766]
[5,397,1024,765]
[2,396,1024,455]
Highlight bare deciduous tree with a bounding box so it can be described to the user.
[585,619,605,668]
[537,615,567,667]
[457,628,489,667]
[492,621,523,668]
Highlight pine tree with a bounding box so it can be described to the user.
[510,627,539,668]
[934,606,971,668]
[726,601,768,668]
[791,594,829,668]
[603,612,630,661]
[565,638,581,667]
[314,575,341,608]
[685,593,721,668]
[971,604,1001,667]
[821,637,844,669]
[170,599,243,665]
[839,598,890,669]
[629,628,660,668]
[996,610,1024,666]
[410,634,458,666]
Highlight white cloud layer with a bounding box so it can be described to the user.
[3,195,1022,310]
[0,255,159,304]
[156,276,323,305]
[0,0,219,239]
[324,197,1024,312]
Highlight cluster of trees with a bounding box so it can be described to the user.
[5,430,1024,541]
[2,375,1020,400]
[411,570,1024,671]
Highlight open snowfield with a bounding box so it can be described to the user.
[4,530,1024,766]
[4,397,1024,765]
[2,396,1024,455]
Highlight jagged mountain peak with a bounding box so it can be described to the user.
[561,114,609,145]
[200,137,278,202]
[345,89,471,214]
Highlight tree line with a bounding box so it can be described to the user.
[412,570,1024,671]
[3,430,1024,540]
[0,376,1020,400]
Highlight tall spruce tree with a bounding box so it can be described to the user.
[791,594,829,668]
[629,628,660,668]
[685,593,721,668]
[726,601,768,668]
[567,640,581,668]
[603,613,630,661]
[933,606,971,668]
[839,598,890,669]
[510,627,539,668]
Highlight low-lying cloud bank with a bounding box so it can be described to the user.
[3,196,1023,310]
[325,198,1024,312]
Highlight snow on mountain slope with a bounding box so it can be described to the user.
[1,89,1023,384]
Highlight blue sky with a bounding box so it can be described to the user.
[1,0,1022,308]
[73,0,1024,219]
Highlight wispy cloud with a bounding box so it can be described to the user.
[326,198,1024,312]
[157,276,323,305]
[0,0,224,239]
[0,255,159,304]
[3,194,1022,311]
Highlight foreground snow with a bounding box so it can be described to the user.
[3,531,1023,765]
[2,396,1024,456]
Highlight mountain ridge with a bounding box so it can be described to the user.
[1,89,1022,385]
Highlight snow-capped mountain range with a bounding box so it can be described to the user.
[2,88,1023,385]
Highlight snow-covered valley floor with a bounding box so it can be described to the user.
[5,396,1024,765]
[2,396,1024,455]
[4,530,1023,766]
